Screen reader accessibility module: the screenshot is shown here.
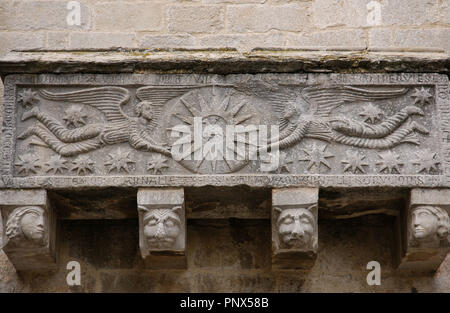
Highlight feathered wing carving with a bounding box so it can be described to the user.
[39,87,130,123]
[302,86,409,118]
[136,86,199,105]
[136,86,200,130]
[232,80,298,131]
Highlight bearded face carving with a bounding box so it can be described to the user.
[139,206,182,250]
[410,206,450,244]
[275,205,317,250]
[5,206,46,245]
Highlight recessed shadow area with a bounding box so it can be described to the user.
[319,187,409,219]
[185,185,271,219]
[49,188,138,220]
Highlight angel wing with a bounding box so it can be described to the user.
[39,87,130,123]
[136,85,200,130]
[302,86,409,118]
[232,80,298,131]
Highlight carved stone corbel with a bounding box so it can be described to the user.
[272,187,319,269]
[0,189,57,271]
[398,188,450,271]
[137,188,186,269]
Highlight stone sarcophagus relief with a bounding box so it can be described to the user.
[0,189,57,271]
[0,73,448,190]
[137,188,186,269]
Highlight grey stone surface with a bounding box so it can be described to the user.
[0,73,448,190]
[69,33,138,50]
[168,5,225,33]
[227,3,312,33]
[94,2,162,32]
[0,0,90,31]
[1,50,449,76]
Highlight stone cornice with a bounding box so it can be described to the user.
[0,48,449,79]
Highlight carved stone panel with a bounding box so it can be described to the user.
[137,188,186,269]
[398,188,450,271]
[0,189,57,271]
[0,73,448,189]
[272,187,319,269]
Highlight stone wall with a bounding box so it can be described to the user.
[0,0,449,293]
[0,0,449,56]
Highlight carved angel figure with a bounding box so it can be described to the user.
[236,81,429,152]
[18,86,195,157]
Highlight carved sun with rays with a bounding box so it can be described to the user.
[167,87,259,174]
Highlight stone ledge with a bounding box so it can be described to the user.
[0,48,449,78]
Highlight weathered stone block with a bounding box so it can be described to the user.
[94,2,163,32]
[0,189,57,271]
[227,4,311,33]
[393,29,450,52]
[140,35,196,49]
[313,0,367,28]
[0,32,45,57]
[69,32,137,50]
[284,29,366,48]
[313,0,439,28]
[137,188,186,269]
[381,0,440,26]
[272,187,319,269]
[398,188,450,271]
[168,5,225,33]
[0,0,90,31]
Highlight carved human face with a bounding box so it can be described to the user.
[20,208,45,243]
[277,208,315,248]
[140,102,154,121]
[143,208,181,249]
[411,206,439,241]
[283,105,297,121]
